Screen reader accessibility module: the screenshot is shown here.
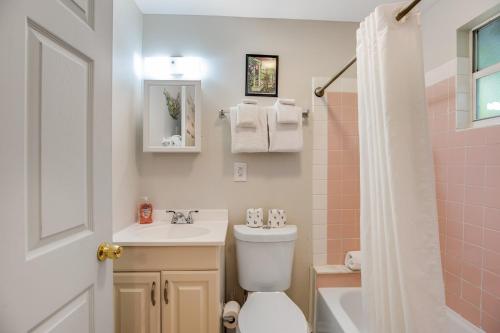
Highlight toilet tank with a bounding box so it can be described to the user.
[234,225,297,292]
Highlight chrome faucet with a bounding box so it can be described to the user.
[167,210,199,224]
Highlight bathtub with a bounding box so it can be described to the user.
[316,288,484,333]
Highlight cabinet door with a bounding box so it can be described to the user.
[162,271,220,333]
[114,272,161,333]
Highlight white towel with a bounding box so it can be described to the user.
[345,251,361,271]
[277,98,295,105]
[242,99,258,105]
[275,101,299,124]
[236,103,258,128]
[246,208,263,228]
[230,107,268,153]
[267,106,303,152]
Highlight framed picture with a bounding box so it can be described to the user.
[245,54,279,97]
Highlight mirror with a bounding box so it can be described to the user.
[143,80,201,152]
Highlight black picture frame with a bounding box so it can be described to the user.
[245,54,279,97]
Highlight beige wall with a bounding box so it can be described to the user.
[140,15,358,315]
[421,0,499,71]
[112,0,143,231]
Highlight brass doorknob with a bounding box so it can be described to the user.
[97,242,123,261]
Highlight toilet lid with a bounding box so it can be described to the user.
[238,292,309,333]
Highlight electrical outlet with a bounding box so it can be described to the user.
[233,162,247,182]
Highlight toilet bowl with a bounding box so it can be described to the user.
[237,292,308,333]
[233,225,309,333]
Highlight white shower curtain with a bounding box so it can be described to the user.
[357,2,446,333]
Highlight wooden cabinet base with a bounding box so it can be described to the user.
[114,272,161,333]
[113,246,224,333]
[161,271,220,333]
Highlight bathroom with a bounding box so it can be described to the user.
[0,0,499,332]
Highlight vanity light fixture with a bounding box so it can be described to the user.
[143,56,205,79]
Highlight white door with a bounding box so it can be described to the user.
[0,0,114,332]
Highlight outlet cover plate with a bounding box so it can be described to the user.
[233,162,247,182]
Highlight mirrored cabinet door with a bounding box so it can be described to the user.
[143,80,201,152]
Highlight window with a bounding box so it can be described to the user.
[472,14,500,122]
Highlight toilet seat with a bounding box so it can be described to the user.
[238,292,309,333]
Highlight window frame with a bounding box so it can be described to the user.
[469,12,500,127]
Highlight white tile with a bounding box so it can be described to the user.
[313,254,327,266]
[313,97,327,108]
[456,92,469,111]
[324,79,342,93]
[456,110,470,129]
[312,194,327,210]
[313,209,327,225]
[315,265,353,274]
[313,134,327,150]
[457,57,470,75]
[313,179,327,195]
[312,165,327,180]
[313,119,327,133]
[313,121,328,140]
[312,108,328,122]
[313,239,327,254]
[456,75,470,94]
[313,224,327,240]
[313,149,327,165]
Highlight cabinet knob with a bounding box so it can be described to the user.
[96,242,123,261]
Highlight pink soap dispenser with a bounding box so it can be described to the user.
[138,197,153,224]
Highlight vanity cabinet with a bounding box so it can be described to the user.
[113,246,224,333]
[162,271,219,333]
[114,272,161,333]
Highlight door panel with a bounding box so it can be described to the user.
[162,271,220,333]
[0,0,113,332]
[114,272,161,333]
[59,0,95,28]
[30,287,94,333]
[26,19,93,251]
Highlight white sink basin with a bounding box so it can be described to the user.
[135,224,211,239]
[113,209,228,246]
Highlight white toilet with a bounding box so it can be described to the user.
[234,225,309,333]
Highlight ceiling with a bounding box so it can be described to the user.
[134,0,439,22]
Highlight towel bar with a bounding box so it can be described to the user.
[219,108,309,119]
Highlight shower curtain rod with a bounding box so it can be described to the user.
[314,0,422,97]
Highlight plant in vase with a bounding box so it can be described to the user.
[163,89,181,135]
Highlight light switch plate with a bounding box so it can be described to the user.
[233,162,247,182]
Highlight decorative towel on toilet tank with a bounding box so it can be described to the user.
[357,2,446,333]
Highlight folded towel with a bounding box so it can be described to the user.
[246,208,263,228]
[230,106,268,153]
[275,101,299,124]
[345,251,361,271]
[277,98,295,105]
[267,209,287,228]
[242,99,258,104]
[236,103,258,128]
[267,106,303,152]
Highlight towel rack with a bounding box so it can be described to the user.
[219,108,310,119]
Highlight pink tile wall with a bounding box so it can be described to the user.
[427,77,500,332]
[316,272,361,288]
[325,82,500,331]
[326,92,360,264]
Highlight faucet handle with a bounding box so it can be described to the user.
[167,210,180,223]
[186,210,199,224]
